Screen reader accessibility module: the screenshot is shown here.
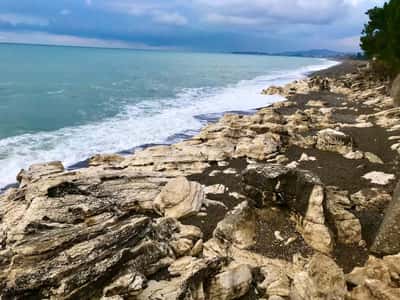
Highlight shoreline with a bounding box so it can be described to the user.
[2,59,399,299]
[0,58,338,193]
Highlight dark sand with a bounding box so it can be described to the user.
[180,60,399,275]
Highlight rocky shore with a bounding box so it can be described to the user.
[1,61,400,299]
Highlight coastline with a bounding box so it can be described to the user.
[0,58,338,192]
[2,60,400,299]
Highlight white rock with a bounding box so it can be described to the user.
[364,152,384,164]
[362,172,395,185]
[299,153,317,162]
[344,151,364,160]
[154,177,205,219]
[223,168,237,175]
[286,161,299,169]
[209,170,222,177]
[208,264,253,300]
[204,184,226,195]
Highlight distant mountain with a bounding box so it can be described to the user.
[275,49,352,58]
[232,49,359,59]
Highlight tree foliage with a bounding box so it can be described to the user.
[360,0,400,76]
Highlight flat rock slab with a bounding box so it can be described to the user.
[362,171,395,185]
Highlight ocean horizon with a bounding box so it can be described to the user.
[0,43,337,188]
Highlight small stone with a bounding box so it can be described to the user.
[284,236,297,246]
[344,151,364,160]
[209,170,222,177]
[229,192,246,199]
[204,184,226,195]
[299,153,317,162]
[362,172,395,185]
[388,136,400,141]
[170,238,193,257]
[218,161,230,167]
[274,231,285,241]
[286,161,299,169]
[223,168,237,175]
[306,100,327,107]
[364,152,384,164]
[191,239,204,256]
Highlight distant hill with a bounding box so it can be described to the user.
[232,49,361,59]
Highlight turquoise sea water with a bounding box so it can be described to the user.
[0,44,337,187]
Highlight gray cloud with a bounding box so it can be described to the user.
[0,13,49,27]
[0,0,387,51]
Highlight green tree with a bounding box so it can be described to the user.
[360,0,400,76]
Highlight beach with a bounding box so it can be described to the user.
[0,44,337,189]
[1,60,400,299]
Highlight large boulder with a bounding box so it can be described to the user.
[371,181,400,255]
[153,177,205,219]
[213,201,256,249]
[391,74,400,106]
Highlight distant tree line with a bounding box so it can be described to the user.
[360,0,400,76]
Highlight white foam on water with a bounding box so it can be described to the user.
[0,59,338,189]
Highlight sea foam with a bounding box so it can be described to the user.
[0,59,338,189]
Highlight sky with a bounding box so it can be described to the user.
[0,0,387,52]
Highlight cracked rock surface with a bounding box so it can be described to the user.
[1,61,400,299]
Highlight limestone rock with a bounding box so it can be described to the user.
[362,171,395,185]
[17,161,64,186]
[298,184,334,254]
[316,129,353,154]
[326,187,362,245]
[103,272,146,298]
[154,177,205,219]
[234,133,281,160]
[371,181,400,255]
[213,201,256,249]
[350,188,391,212]
[364,152,384,164]
[262,85,285,96]
[89,154,125,166]
[204,184,226,195]
[291,253,346,300]
[344,151,364,160]
[208,264,253,300]
[391,74,400,106]
[346,254,400,299]
[299,153,316,162]
[137,256,226,300]
[258,265,291,297]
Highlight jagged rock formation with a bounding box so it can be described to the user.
[1,61,400,299]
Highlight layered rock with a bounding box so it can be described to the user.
[391,74,400,106]
[0,61,399,299]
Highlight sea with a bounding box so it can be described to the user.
[0,43,337,189]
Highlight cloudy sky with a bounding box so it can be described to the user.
[0,0,386,52]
